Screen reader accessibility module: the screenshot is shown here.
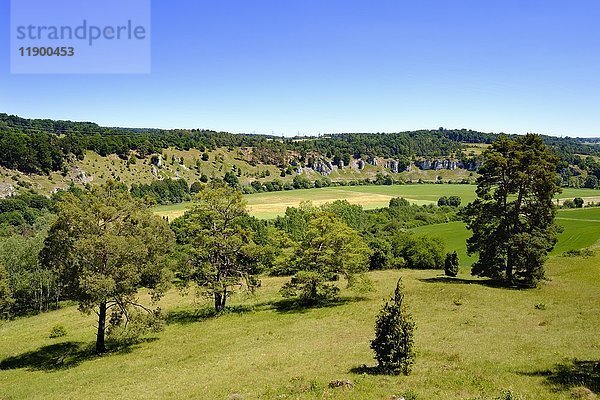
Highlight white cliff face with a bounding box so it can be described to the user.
[0,183,16,199]
[413,158,470,171]
[151,154,163,168]
[72,167,93,184]
[387,160,398,173]
[311,159,334,176]
[367,157,379,166]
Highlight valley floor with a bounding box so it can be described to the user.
[153,184,600,220]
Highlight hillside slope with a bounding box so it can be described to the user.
[0,147,477,197]
[1,113,599,197]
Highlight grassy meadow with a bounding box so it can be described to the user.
[154,184,600,220]
[411,207,600,268]
[1,207,599,399]
[153,184,479,220]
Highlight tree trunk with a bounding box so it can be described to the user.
[214,292,222,312]
[310,280,318,302]
[96,301,107,353]
[214,291,226,312]
[505,256,513,284]
[506,186,524,284]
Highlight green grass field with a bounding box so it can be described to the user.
[412,207,600,270]
[1,223,599,399]
[154,185,600,220]
[154,184,479,220]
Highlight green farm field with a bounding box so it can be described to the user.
[154,184,600,220]
[1,208,599,399]
[412,207,600,270]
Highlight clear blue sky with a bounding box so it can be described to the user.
[1,0,599,137]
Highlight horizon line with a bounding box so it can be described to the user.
[3,111,599,140]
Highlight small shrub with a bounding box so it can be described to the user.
[573,198,585,208]
[390,257,406,269]
[437,196,461,207]
[444,251,459,277]
[106,308,163,346]
[534,303,546,310]
[190,181,203,193]
[371,278,415,375]
[495,390,522,400]
[447,196,461,207]
[562,249,594,258]
[402,390,419,400]
[389,197,410,208]
[49,324,67,338]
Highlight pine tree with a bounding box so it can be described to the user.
[462,134,561,287]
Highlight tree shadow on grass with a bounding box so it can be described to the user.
[349,364,389,376]
[269,295,368,314]
[0,338,157,372]
[165,304,257,325]
[165,295,369,324]
[520,359,600,394]
[419,276,525,290]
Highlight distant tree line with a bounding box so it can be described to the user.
[2,113,599,180]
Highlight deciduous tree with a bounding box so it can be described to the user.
[41,182,174,353]
[280,213,371,304]
[172,182,263,312]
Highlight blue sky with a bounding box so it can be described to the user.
[1,0,599,137]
